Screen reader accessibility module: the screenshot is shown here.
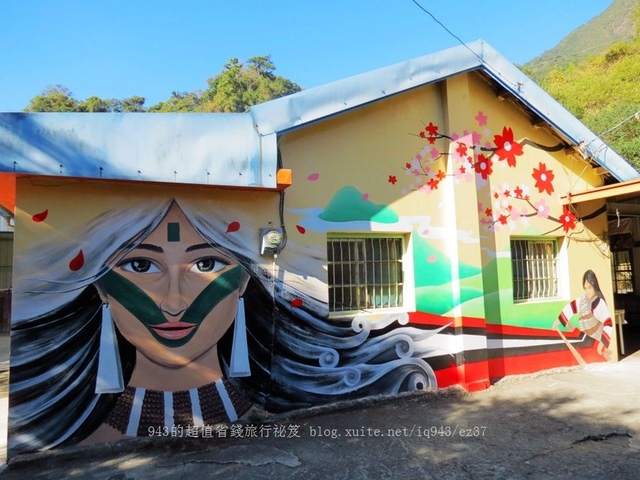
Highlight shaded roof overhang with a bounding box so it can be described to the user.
[0,113,281,189]
[561,178,640,206]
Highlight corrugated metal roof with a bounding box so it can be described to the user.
[0,112,279,188]
[250,40,639,182]
[0,40,637,185]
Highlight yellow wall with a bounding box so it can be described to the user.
[278,71,614,335]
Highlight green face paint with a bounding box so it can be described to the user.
[100,265,243,348]
[167,222,180,242]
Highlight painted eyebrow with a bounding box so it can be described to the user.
[133,243,164,253]
[185,243,215,253]
[127,243,215,254]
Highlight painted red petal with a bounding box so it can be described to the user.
[291,298,303,308]
[32,210,48,222]
[226,221,240,233]
[69,250,84,271]
[296,225,306,234]
[307,173,320,181]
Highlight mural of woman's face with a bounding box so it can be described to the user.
[98,203,249,368]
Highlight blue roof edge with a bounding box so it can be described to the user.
[250,40,639,183]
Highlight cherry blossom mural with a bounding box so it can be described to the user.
[391,111,586,235]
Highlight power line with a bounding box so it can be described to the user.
[409,0,520,91]
[410,0,479,60]
[598,110,640,138]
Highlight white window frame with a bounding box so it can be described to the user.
[327,233,415,315]
[511,237,563,303]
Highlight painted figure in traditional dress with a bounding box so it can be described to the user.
[553,269,613,360]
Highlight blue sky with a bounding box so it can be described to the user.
[0,0,613,112]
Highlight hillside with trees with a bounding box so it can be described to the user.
[524,0,640,170]
[24,55,301,114]
[524,0,637,82]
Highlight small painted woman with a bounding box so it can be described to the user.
[553,269,613,360]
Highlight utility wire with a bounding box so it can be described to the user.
[410,0,521,92]
[410,0,479,61]
[597,110,640,139]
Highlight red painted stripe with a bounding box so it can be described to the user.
[485,323,583,340]
[558,312,569,327]
[487,346,606,378]
[434,360,490,391]
[408,312,486,328]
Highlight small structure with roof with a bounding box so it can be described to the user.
[1,40,638,457]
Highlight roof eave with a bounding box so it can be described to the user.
[251,40,638,183]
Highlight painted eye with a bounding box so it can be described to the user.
[119,258,160,274]
[190,257,227,274]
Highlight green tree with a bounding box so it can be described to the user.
[147,91,201,112]
[116,96,147,113]
[25,55,300,114]
[197,55,301,112]
[79,96,114,112]
[24,85,80,112]
[25,87,147,113]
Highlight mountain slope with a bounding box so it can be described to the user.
[525,0,638,81]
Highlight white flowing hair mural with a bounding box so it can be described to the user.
[9,191,446,456]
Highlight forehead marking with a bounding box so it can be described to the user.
[167,222,180,242]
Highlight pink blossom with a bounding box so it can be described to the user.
[475,111,488,127]
[430,147,440,160]
[535,199,550,218]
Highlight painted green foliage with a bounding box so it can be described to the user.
[412,235,483,315]
[319,186,398,223]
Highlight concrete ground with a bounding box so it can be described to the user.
[0,333,639,479]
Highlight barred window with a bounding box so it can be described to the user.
[612,249,634,294]
[327,235,404,313]
[0,232,13,290]
[511,238,559,301]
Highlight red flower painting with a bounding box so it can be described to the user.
[532,162,555,195]
[427,177,440,190]
[494,127,523,167]
[425,122,439,137]
[474,154,493,180]
[559,207,577,232]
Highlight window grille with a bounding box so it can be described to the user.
[327,235,404,312]
[612,250,634,294]
[0,232,13,290]
[511,238,558,301]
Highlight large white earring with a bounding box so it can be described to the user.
[95,303,125,393]
[229,297,251,377]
